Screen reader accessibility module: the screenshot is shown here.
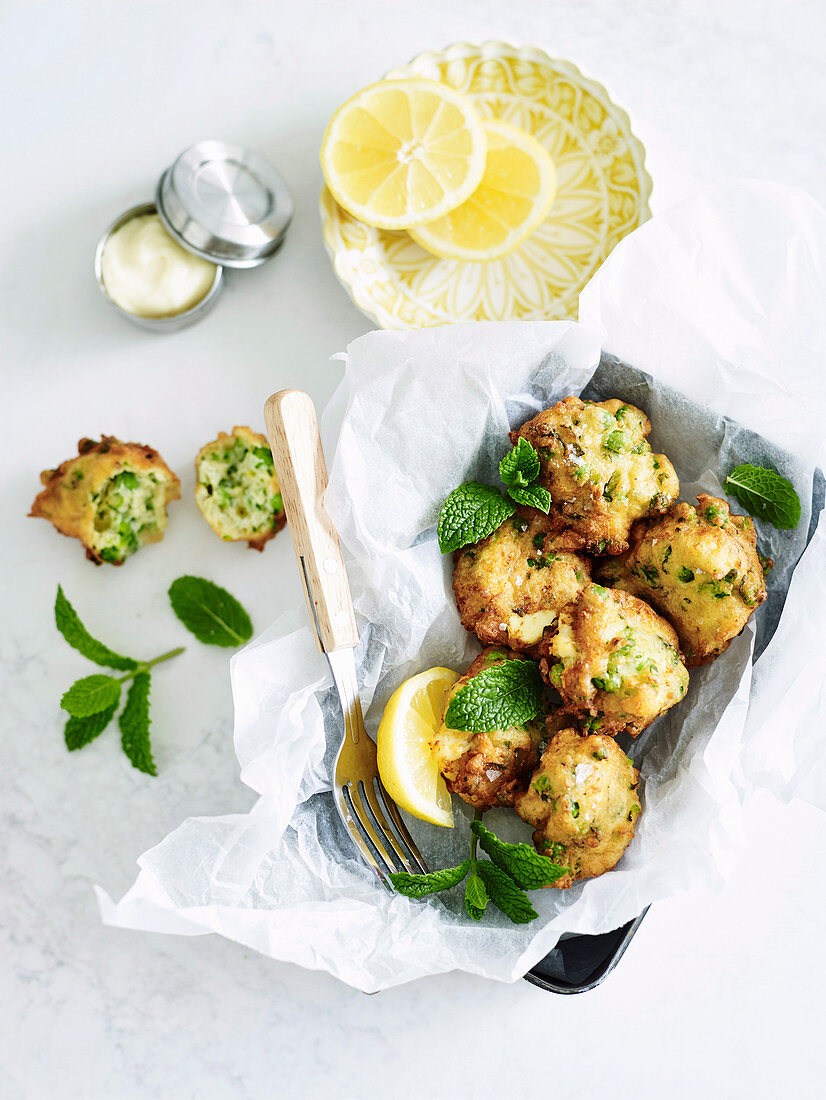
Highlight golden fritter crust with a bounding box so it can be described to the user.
[514,727,640,888]
[511,397,679,555]
[596,495,768,667]
[452,510,591,655]
[195,427,286,552]
[429,647,543,810]
[30,436,180,565]
[540,583,689,736]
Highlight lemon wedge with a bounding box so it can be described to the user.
[320,78,486,230]
[408,119,557,261]
[376,666,460,827]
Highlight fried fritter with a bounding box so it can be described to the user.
[514,727,640,888]
[429,647,543,810]
[540,582,689,736]
[195,427,286,551]
[511,396,679,555]
[30,436,180,565]
[596,494,768,667]
[452,510,591,655]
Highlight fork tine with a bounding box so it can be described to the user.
[357,778,421,876]
[374,778,429,874]
[349,781,404,875]
[337,784,390,884]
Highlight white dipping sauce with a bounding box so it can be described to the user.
[100,214,217,318]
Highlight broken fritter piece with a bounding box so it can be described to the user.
[514,727,640,888]
[452,510,591,655]
[195,427,286,551]
[540,582,689,737]
[595,494,769,667]
[429,647,543,810]
[30,436,180,565]
[511,396,679,555]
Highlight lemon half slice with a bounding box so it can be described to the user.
[320,79,486,230]
[376,666,460,827]
[408,119,557,261]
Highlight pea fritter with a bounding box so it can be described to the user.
[30,436,180,565]
[452,510,591,655]
[511,397,679,555]
[429,647,543,810]
[195,427,286,551]
[514,727,640,888]
[596,494,768,667]
[540,582,689,736]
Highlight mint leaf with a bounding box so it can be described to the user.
[724,464,801,530]
[476,860,538,924]
[500,438,540,488]
[55,586,138,671]
[119,672,156,776]
[470,820,568,889]
[388,860,470,898]
[464,869,488,920]
[169,576,253,647]
[61,675,121,717]
[507,484,551,513]
[64,701,119,751]
[437,483,515,554]
[445,659,543,732]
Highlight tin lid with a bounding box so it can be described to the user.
[156,140,293,269]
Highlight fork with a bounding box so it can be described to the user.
[263,389,428,883]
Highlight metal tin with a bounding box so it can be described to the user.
[94,202,224,332]
[155,140,293,268]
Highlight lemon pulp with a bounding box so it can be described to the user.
[320,78,486,230]
[376,666,460,827]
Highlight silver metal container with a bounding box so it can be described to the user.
[95,141,293,331]
[95,202,224,332]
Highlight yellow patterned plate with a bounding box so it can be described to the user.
[321,41,652,329]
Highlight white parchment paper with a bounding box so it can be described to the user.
[98,181,826,992]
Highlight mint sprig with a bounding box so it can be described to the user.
[387,812,565,926]
[476,860,537,924]
[54,587,183,774]
[388,861,470,898]
[499,437,540,488]
[168,576,253,647]
[444,659,543,733]
[507,484,552,512]
[470,819,569,889]
[437,483,515,554]
[724,464,801,530]
[119,672,155,776]
[499,438,550,513]
[55,585,138,671]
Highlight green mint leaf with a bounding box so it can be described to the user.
[168,576,253,647]
[499,438,540,488]
[470,820,568,889]
[388,860,470,899]
[55,586,138,671]
[119,672,156,776]
[476,860,538,924]
[507,484,552,513]
[464,869,488,920]
[724,464,801,530]
[64,701,119,751]
[437,482,515,554]
[445,659,543,733]
[61,675,121,718]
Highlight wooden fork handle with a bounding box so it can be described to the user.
[264,389,359,654]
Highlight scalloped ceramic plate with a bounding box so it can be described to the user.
[321,41,652,329]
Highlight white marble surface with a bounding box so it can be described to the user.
[2,1,826,1096]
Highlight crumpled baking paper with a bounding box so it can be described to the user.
[98,181,826,992]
